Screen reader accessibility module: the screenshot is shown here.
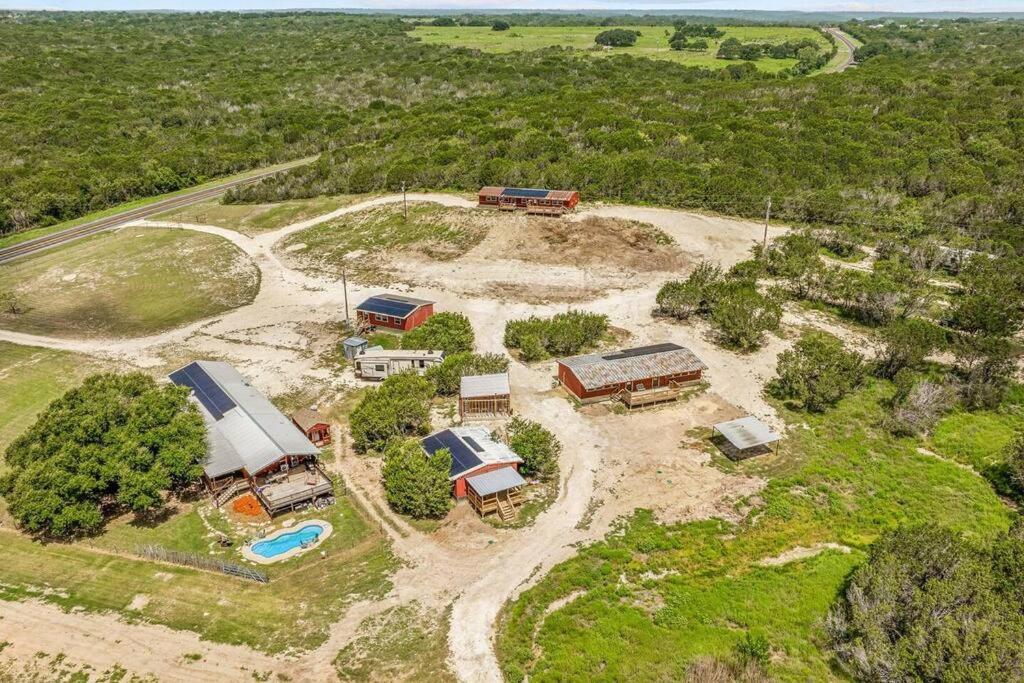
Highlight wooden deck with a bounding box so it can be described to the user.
[617,380,700,409]
[254,464,333,514]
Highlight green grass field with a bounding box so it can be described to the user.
[0,228,259,338]
[497,380,1013,680]
[155,194,362,236]
[412,25,830,73]
[280,203,487,280]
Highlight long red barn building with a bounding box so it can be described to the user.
[478,186,579,214]
[557,343,706,404]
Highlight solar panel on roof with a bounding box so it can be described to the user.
[601,343,682,361]
[422,430,483,477]
[169,363,236,421]
[356,296,419,319]
[463,436,485,453]
[501,187,550,199]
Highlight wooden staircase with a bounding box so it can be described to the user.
[213,479,250,508]
[496,493,517,522]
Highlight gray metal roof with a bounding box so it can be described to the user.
[343,337,368,348]
[170,361,320,478]
[466,467,526,497]
[460,373,511,399]
[714,416,781,450]
[559,343,706,391]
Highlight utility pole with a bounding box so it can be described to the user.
[341,266,350,325]
[401,181,408,222]
[762,196,772,258]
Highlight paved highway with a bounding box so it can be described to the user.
[825,28,859,73]
[0,156,315,265]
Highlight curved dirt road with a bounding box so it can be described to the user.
[0,193,785,682]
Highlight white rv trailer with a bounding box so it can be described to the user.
[353,349,446,380]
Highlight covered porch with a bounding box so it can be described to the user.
[617,378,701,409]
[466,467,526,522]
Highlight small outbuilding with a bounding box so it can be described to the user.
[420,426,523,504]
[711,416,781,458]
[557,342,706,407]
[342,337,368,360]
[459,372,512,420]
[353,349,445,380]
[291,408,332,447]
[355,294,434,332]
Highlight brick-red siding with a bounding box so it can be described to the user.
[478,190,579,210]
[357,303,434,331]
[557,362,703,402]
[453,462,519,499]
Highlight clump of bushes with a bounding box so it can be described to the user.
[425,352,509,395]
[827,524,1024,681]
[769,331,865,412]
[0,373,206,538]
[504,310,608,361]
[491,20,510,31]
[401,312,474,354]
[656,260,782,351]
[381,438,451,519]
[349,372,433,452]
[884,371,956,437]
[506,417,560,480]
[595,28,640,47]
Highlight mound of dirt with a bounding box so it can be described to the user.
[470,213,688,272]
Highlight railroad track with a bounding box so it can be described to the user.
[0,157,314,265]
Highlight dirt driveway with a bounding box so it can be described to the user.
[0,194,795,682]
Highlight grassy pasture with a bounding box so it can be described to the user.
[0,227,259,338]
[279,203,487,280]
[155,194,361,236]
[412,25,830,73]
[497,380,1013,680]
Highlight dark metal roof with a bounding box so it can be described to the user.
[170,362,236,421]
[501,187,550,199]
[355,294,432,319]
[600,343,682,361]
[422,430,483,479]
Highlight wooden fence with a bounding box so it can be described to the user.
[134,544,268,583]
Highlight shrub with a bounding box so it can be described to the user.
[708,282,782,351]
[381,439,451,518]
[1004,433,1024,497]
[769,332,865,411]
[430,17,456,27]
[734,633,771,668]
[491,20,510,31]
[425,352,509,395]
[401,312,474,354]
[595,29,640,47]
[656,261,722,319]
[504,310,608,360]
[885,374,956,437]
[349,371,434,452]
[875,317,945,378]
[507,417,561,480]
[827,525,1024,681]
[0,373,205,538]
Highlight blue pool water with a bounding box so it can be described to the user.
[251,524,324,558]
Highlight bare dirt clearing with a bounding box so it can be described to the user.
[0,194,812,682]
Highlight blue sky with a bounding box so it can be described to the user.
[4,0,1023,12]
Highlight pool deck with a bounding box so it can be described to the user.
[240,519,333,565]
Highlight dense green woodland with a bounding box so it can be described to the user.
[2,13,1023,251]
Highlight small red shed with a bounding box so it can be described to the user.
[478,187,580,215]
[558,343,706,405]
[355,294,434,332]
[291,408,332,447]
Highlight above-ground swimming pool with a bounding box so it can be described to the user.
[243,520,333,563]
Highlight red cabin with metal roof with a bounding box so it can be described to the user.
[478,187,579,215]
[355,294,434,332]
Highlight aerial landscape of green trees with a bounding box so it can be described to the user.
[1,12,1022,254]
